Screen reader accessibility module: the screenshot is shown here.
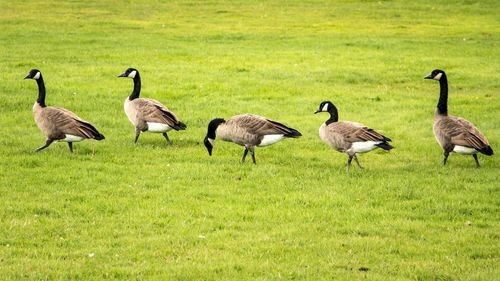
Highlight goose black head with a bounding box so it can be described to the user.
[424,69,446,81]
[204,118,225,156]
[314,101,334,114]
[118,68,139,79]
[24,69,42,80]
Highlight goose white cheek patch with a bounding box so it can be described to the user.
[208,138,215,145]
[433,72,442,80]
[128,70,137,78]
[33,72,41,80]
[321,103,329,112]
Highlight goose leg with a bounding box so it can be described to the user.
[241,148,249,163]
[35,139,54,152]
[134,128,141,144]
[162,132,173,145]
[353,155,363,170]
[473,154,480,168]
[68,142,73,155]
[347,155,354,172]
[443,151,450,166]
[250,147,256,165]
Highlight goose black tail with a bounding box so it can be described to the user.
[172,121,187,131]
[480,145,493,156]
[94,132,105,141]
[376,142,393,151]
[77,120,105,140]
[285,128,302,138]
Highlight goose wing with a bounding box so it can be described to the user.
[134,98,186,129]
[231,114,301,137]
[44,107,104,139]
[332,121,391,142]
[440,116,490,150]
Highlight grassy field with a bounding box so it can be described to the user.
[0,0,499,280]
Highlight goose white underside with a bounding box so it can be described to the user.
[258,134,284,147]
[347,141,381,154]
[453,145,477,155]
[147,122,172,133]
[59,134,84,142]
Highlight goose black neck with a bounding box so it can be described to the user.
[437,74,448,115]
[325,106,339,125]
[207,118,225,139]
[36,76,47,107]
[129,73,141,100]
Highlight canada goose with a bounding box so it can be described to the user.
[424,69,493,167]
[24,69,105,155]
[203,114,302,164]
[315,101,393,171]
[118,68,186,144]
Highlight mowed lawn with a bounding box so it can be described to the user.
[0,0,499,280]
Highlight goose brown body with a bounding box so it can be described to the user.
[217,114,301,147]
[33,103,104,142]
[124,97,185,133]
[433,114,492,155]
[319,121,391,153]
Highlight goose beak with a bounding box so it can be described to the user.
[424,74,433,79]
[314,109,321,114]
[23,75,30,80]
[117,72,127,78]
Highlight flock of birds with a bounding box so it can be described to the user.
[23,68,493,170]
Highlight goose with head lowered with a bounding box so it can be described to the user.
[203,114,302,164]
[24,69,105,155]
[424,69,493,167]
[118,68,186,144]
[315,101,393,171]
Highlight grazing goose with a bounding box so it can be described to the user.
[118,68,186,144]
[424,69,493,167]
[203,114,302,164]
[315,101,393,171]
[24,69,105,155]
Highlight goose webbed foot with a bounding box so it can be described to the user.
[35,139,54,152]
[162,132,173,145]
[473,154,480,168]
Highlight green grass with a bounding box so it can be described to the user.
[0,0,499,280]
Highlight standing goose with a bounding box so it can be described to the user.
[24,69,105,155]
[203,114,302,164]
[424,69,493,167]
[118,68,186,144]
[315,101,393,171]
